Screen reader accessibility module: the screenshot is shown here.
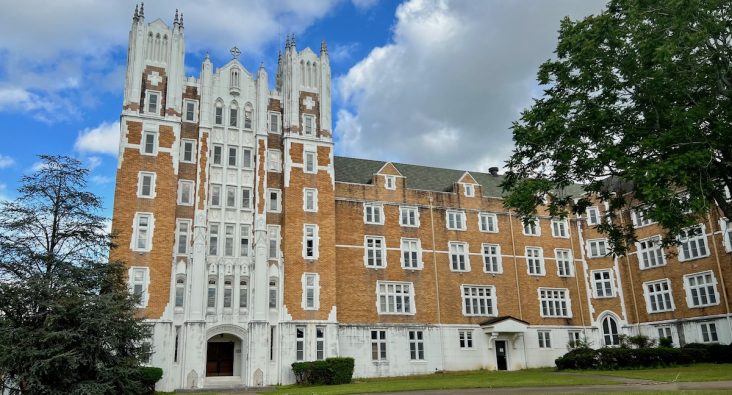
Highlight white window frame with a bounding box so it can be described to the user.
[683,271,720,308]
[384,175,396,190]
[522,217,541,236]
[211,144,223,166]
[177,180,194,206]
[316,326,326,360]
[538,288,572,318]
[538,331,552,349]
[214,102,224,125]
[269,279,278,309]
[131,212,154,252]
[180,139,196,163]
[302,224,319,260]
[586,206,600,225]
[479,212,498,233]
[137,172,156,198]
[229,105,239,128]
[458,329,474,349]
[461,285,496,317]
[449,242,470,272]
[408,330,425,361]
[364,236,386,268]
[525,246,545,276]
[551,219,569,238]
[269,112,281,134]
[303,114,315,136]
[399,206,420,227]
[657,326,673,344]
[239,224,251,257]
[586,238,609,258]
[481,243,502,274]
[370,330,387,361]
[174,274,186,309]
[643,279,675,313]
[145,90,161,115]
[720,218,732,253]
[183,99,198,122]
[446,210,466,231]
[295,325,305,361]
[364,203,384,225]
[636,235,666,269]
[225,186,237,209]
[592,269,616,298]
[376,281,415,315]
[631,207,656,227]
[208,223,219,256]
[555,248,573,277]
[242,148,253,169]
[304,148,317,174]
[209,184,221,207]
[268,225,281,260]
[223,223,235,257]
[175,219,191,255]
[678,224,709,261]
[303,188,318,212]
[301,272,320,311]
[267,188,282,213]
[267,149,282,172]
[128,266,150,307]
[700,322,719,343]
[140,130,158,156]
[463,183,475,197]
[400,238,422,270]
[240,187,252,210]
[227,146,238,168]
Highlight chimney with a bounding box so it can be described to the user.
[489,167,499,176]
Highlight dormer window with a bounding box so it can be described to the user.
[464,184,475,197]
[385,176,396,190]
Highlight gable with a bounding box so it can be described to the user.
[376,162,403,177]
[458,171,478,185]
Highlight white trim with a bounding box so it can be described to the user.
[180,138,197,163]
[302,224,320,260]
[478,212,498,233]
[140,129,159,156]
[267,149,282,173]
[268,111,281,134]
[585,206,600,225]
[635,235,666,269]
[550,219,569,238]
[303,188,318,212]
[481,243,503,274]
[175,219,192,255]
[683,270,720,309]
[364,203,385,225]
[183,99,198,122]
[400,237,423,270]
[642,278,676,314]
[554,248,573,277]
[384,175,396,190]
[461,284,497,317]
[522,217,541,236]
[303,147,317,174]
[301,272,320,311]
[267,188,282,213]
[448,241,471,272]
[586,238,609,258]
[131,212,154,252]
[177,179,194,206]
[591,269,616,298]
[538,287,572,318]
[144,90,161,116]
[677,224,710,262]
[364,235,387,269]
[399,206,420,227]
[136,171,156,199]
[376,280,416,315]
[525,246,545,276]
[446,209,467,231]
[128,266,150,308]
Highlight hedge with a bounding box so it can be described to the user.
[292,357,354,385]
[556,343,732,370]
[138,367,163,394]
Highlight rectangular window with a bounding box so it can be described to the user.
[304,150,316,173]
[446,210,466,230]
[637,236,665,269]
[459,330,473,349]
[229,107,238,127]
[207,278,217,309]
[226,186,237,209]
[210,184,221,207]
[377,281,414,314]
[449,242,470,272]
[240,224,250,257]
[371,330,387,361]
[224,224,235,257]
[303,188,318,212]
[142,131,157,155]
[657,326,672,343]
[539,288,571,318]
[133,213,152,251]
[208,224,219,256]
[239,279,248,308]
[269,280,277,309]
[644,279,674,313]
[409,330,425,361]
[244,110,252,129]
[303,115,315,135]
[678,225,709,261]
[268,226,280,260]
[146,91,159,114]
[212,144,223,165]
[223,279,233,308]
[242,148,253,169]
[551,219,568,238]
[129,267,149,307]
[269,112,280,133]
[215,105,223,125]
[482,243,502,273]
[462,285,495,316]
[267,149,281,172]
[721,219,732,252]
[364,203,384,225]
[240,187,252,210]
[684,271,719,308]
[632,207,656,227]
[586,206,600,225]
[175,278,185,308]
[138,172,155,198]
[700,323,718,343]
[185,100,196,122]
[479,212,498,232]
[316,326,325,360]
[267,189,281,213]
[296,326,305,361]
[400,206,419,227]
[365,236,386,268]
[385,175,396,190]
[181,139,196,163]
[538,331,552,349]
[464,184,475,197]
[555,249,573,277]
[176,220,190,255]
[303,224,319,259]
[303,273,319,310]
[568,330,581,346]
[593,270,615,298]
[587,239,608,258]
[526,247,544,275]
[228,147,237,167]
[401,238,421,269]
[523,218,540,236]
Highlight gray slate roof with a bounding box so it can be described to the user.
[333,156,587,198]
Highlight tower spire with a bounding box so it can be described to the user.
[174,9,179,26]
[139,2,144,19]
[291,33,296,50]
[285,34,290,49]
[133,4,139,21]
[179,12,184,28]
[321,39,328,54]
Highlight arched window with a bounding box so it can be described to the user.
[207,277,217,310]
[269,280,277,309]
[601,315,620,346]
[239,278,248,309]
[229,101,238,127]
[214,100,224,125]
[175,275,186,308]
[230,69,240,88]
[223,278,233,308]
[244,103,253,129]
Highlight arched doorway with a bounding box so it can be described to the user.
[600,314,620,346]
[206,334,237,376]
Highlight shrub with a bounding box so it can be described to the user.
[658,337,674,348]
[138,367,163,394]
[625,335,656,349]
[292,358,355,385]
[555,347,598,370]
[596,347,634,369]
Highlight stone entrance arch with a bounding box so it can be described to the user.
[205,325,248,381]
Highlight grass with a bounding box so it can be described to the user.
[263,368,616,395]
[572,363,732,383]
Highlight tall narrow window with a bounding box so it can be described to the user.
[207,277,217,310]
[133,213,152,251]
[224,224,235,257]
[269,280,277,309]
[304,150,316,173]
[303,273,319,310]
[449,242,469,272]
[228,147,238,167]
[316,326,325,360]
[215,102,223,125]
[586,206,600,225]
[409,330,425,360]
[142,131,157,155]
[239,278,248,308]
[555,249,573,277]
[226,186,237,208]
[229,107,238,127]
[401,238,421,269]
[178,180,194,205]
[268,226,280,259]
[303,188,317,212]
[303,115,315,135]
[240,224,250,257]
[303,224,319,259]
[129,267,149,307]
[267,149,282,172]
[267,189,281,212]
[244,110,252,129]
[365,236,386,268]
[269,112,280,133]
[296,326,305,361]
[138,172,155,198]
[176,220,190,255]
[174,275,185,308]
[212,145,223,165]
[371,330,387,361]
[146,91,159,114]
[601,315,620,346]
[241,187,252,210]
[482,243,502,273]
[242,148,253,169]
[223,278,233,308]
[181,139,195,163]
[208,223,219,256]
[637,236,665,269]
[210,185,221,207]
[185,101,196,121]
[526,247,544,275]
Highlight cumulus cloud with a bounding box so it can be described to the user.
[75,121,121,156]
[335,0,607,172]
[0,154,15,169]
[0,0,339,122]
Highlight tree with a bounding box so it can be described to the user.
[502,0,732,255]
[0,156,151,394]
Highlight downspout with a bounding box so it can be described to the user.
[618,212,641,333]
[429,193,446,371]
[507,211,527,369]
[568,217,587,329]
[708,213,732,337]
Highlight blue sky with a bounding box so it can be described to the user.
[0,0,607,217]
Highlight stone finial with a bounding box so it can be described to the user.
[285,34,290,49]
[230,46,241,59]
[291,33,296,48]
[180,12,184,28]
[204,52,211,62]
[133,4,139,20]
[278,50,282,63]
[174,9,179,25]
[139,2,144,18]
[321,39,328,54]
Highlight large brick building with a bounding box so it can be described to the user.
[111,7,732,391]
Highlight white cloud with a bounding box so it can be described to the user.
[31,162,48,172]
[87,156,103,170]
[0,154,15,169]
[335,0,607,172]
[329,42,360,63]
[91,175,114,185]
[352,0,379,11]
[75,121,121,156]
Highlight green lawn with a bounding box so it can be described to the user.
[263,368,616,395]
[573,363,732,383]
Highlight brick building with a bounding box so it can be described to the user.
[111,7,732,391]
